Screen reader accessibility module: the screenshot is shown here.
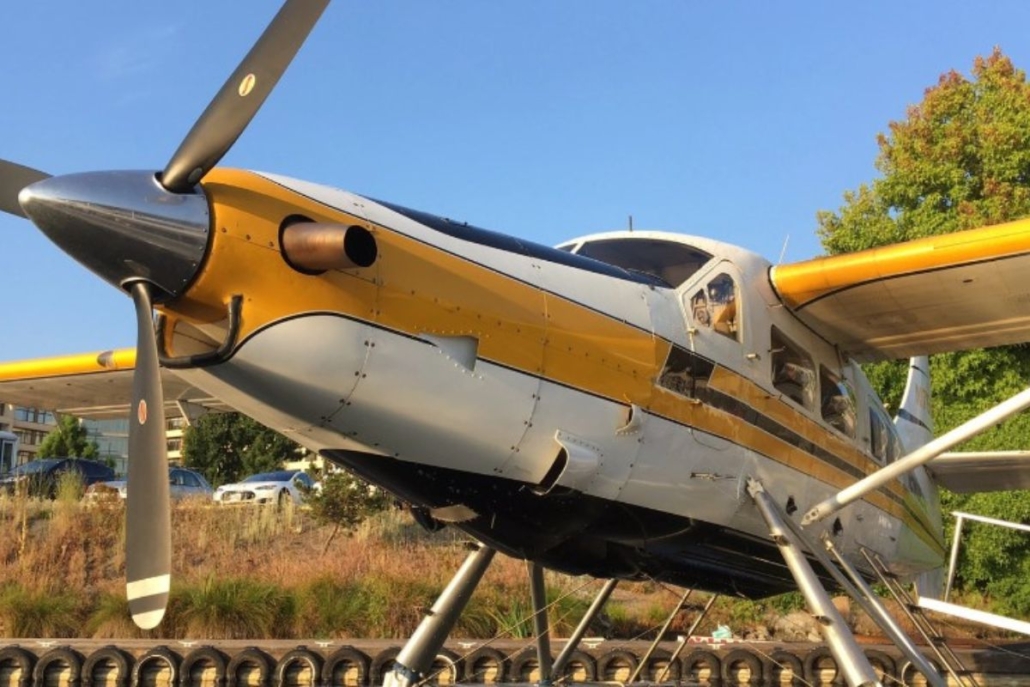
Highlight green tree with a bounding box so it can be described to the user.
[306,471,391,553]
[182,412,300,487]
[37,415,99,459]
[818,48,1030,613]
[820,48,1030,252]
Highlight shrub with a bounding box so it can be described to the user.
[306,472,391,553]
[294,577,367,638]
[55,471,85,503]
[0,583,80,637]
[768,591,806,615]
[84,590,155,639]
[486,595,535,638]
[174,576,296,638]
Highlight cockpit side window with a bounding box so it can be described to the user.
[707,274,739,341]
[575,239,712,287]
[690,289,710,327]
[690,273,740,342]
[770,327,815,409]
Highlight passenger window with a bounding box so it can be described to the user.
[869,405,890,463]
[770,327,815,409]
[820,367,856,438]
[869,402,904,463]
[888,429,905,463]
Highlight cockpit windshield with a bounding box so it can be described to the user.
[572,238,712,288]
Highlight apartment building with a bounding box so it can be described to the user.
[0,403,56,463]
[0,402,190,476]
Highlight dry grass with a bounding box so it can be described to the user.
[0,492,965,642]
[0,495,631,639]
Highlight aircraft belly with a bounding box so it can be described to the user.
[616,411,912,574]
[327,447,820,598]
[896,525,944,574]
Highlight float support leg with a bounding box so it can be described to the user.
[384,543,495,687]
[628,587,693,684]
[551,578,618,677]
[528,561,553,685]
[748,479,880,687]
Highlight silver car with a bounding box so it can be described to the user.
[87,467,213,501]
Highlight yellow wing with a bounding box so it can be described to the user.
[771,217,1030,361]
[0,349,229,420]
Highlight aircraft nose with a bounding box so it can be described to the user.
[18,170,210,301]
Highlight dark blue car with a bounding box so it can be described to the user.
[0,457,115,498]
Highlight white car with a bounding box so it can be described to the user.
[213,470,314,505]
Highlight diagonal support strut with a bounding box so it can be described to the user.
[747,478,881,687]
[803,385,1030,525]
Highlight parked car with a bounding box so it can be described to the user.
[213,470,315,505]
[0,457,115,498]
[86,466,214,501]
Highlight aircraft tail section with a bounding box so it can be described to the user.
[893,356,946,598]
[895,356,933,453]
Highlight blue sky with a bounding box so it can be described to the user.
[4,1,1030,359]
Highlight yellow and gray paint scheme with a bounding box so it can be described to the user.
[7,0,1030,613]
[28,161,1030,594]
[2,167,958,596]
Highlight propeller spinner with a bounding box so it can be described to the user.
[0,0,330,629]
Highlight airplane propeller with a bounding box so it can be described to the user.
[0,0,330,629]
[126,282,172,629]
[161,0,330,193]
[0,161,48,218]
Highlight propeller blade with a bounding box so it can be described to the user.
[0,159,49,218]
[161,0,330,193]
[126,282,172,630]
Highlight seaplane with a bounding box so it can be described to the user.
[3,2,1030,686]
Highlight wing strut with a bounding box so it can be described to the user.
[802,385,1030,526]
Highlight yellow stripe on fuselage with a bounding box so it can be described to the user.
[166,169,939,551]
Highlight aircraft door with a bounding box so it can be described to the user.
[679,261,749,371]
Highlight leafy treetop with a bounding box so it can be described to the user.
[182,412,300,487]
[37,414,99,460]
[820,48,1030,254]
